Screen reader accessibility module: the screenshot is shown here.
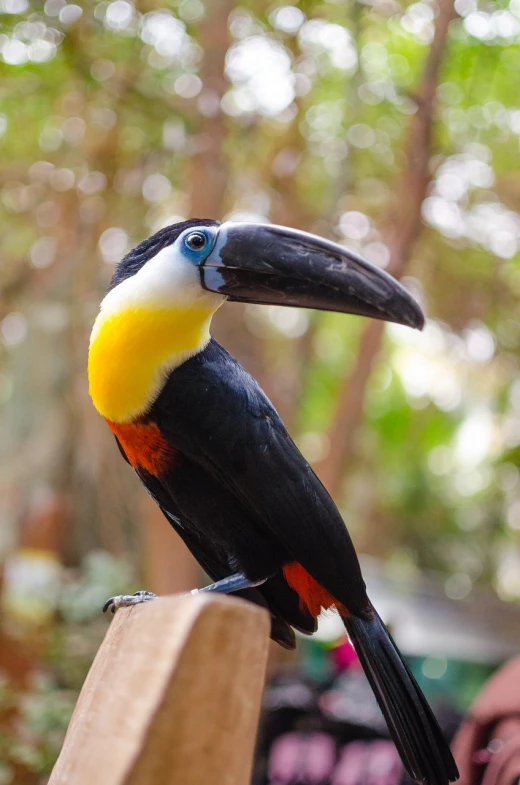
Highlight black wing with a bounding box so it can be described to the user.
[113,446,299,648]
[151,339,371,619]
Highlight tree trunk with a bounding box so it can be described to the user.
[141,0,235,593]
[315,0,457,500]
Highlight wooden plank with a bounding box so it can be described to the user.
[48,594,270,785]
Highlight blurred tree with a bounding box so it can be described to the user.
[316,0,456,498]
[3,0,520,779]
[1,0,520,621]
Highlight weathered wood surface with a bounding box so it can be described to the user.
[48,594,270,785]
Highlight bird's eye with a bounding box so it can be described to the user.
[185,232,207,252]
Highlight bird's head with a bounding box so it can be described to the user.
[106,218,424,327]
[103,218,224,310]
[89,218,424,422]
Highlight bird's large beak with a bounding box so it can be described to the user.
[199,222,424,329]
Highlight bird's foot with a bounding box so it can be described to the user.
[103,590,157,614]
[187,573,269,596]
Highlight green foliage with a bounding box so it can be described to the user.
[1,0,519,642]
[0,552,131,781]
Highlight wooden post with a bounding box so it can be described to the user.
[48,594,270,785]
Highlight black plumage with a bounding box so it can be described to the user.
[151,339,369,613]
[115,338,458,785]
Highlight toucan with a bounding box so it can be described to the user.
[88,219,458,785]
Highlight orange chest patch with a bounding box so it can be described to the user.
[106,419,177,476]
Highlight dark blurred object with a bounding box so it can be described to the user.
[252,670,403,785]
[452,658,520,785]
[253,640,462,785]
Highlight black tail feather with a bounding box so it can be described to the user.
[343,609,459,785]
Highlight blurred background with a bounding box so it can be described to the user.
[1,0,520,781]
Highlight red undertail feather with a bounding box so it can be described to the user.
[283,561,348,618]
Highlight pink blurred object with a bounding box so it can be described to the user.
[268,731,336,784]
[331,638,360,672]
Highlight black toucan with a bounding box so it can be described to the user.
[88,219,458,785]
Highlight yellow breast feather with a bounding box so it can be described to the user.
[88,305,213,422]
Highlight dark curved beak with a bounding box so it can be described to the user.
[199,222,424,329]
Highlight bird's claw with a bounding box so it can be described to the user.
[102,590,157,614]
